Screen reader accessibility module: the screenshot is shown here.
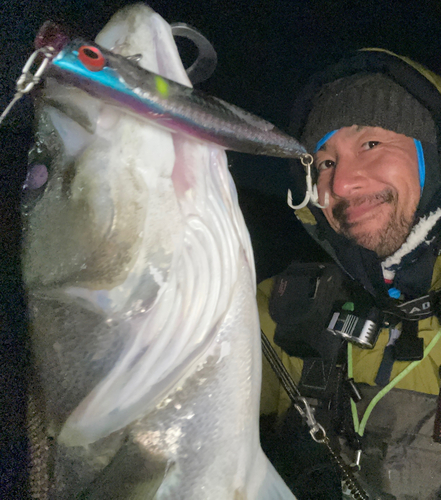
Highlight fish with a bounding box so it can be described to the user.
[34,16,307,160]
[23,3,297,499]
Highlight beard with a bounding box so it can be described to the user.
[332,189,415,258]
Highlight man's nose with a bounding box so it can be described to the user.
[330,156,367,199]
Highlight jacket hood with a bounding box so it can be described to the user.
[289,49,441,301]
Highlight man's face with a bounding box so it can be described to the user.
[315,126,420,258]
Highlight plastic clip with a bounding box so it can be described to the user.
[350,449,362,471]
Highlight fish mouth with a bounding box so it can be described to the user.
[40,78,103,135]
[37,78,123,166]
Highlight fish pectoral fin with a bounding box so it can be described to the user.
[76,441,170,500]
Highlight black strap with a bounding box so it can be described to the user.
[394,320,424,361]
[375,344,396,386]
[393,294,433,320]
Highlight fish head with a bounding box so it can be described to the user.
[22,4,191,311]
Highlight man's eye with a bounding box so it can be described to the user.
[362,140,380,150]
[316,159,335,172]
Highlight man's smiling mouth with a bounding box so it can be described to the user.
[345,199,386,224]
[332,189,395,227]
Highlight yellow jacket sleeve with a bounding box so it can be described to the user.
[258,278,304,416]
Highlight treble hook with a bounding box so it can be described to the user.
[287,153,329,210]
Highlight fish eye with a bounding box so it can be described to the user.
[23,164,48,191]
[22,162,50,216]
[78,45,106,71]
[22,142,53,210]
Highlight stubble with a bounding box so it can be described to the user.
[332,189,414,258]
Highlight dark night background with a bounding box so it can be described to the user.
[1,0,441,497]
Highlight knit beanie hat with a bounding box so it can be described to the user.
[302,73,437,152]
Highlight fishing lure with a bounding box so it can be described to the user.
[1,22,308,161]
[2,21,329,210]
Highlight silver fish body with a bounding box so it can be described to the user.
[23,4,296,500]
[42,25,306,159]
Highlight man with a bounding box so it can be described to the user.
[259,49,441,499]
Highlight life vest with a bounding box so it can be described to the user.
[259,256,441,417]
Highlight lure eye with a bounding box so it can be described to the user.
[78,45,106,71]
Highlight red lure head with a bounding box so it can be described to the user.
[35,21,70,54]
